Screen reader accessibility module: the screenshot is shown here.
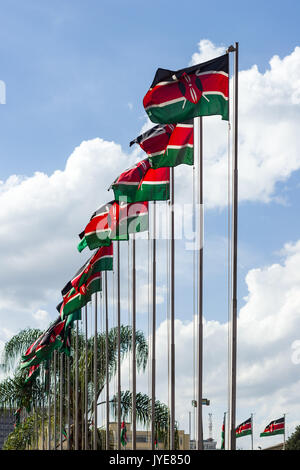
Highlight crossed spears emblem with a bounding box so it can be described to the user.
[175,71,210,109]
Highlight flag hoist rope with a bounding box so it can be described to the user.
[227,42,239,451]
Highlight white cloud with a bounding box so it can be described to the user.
[0,40,300,450]
[186,41,300,208]
[116,238,300,447]
[190,39,226,65]
[32,309,50,329]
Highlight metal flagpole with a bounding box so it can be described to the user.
[132,234,137,450]
[151,201,156,450]
[59,353,64,450]
[75,319,79,450]
[283,414,286,449]
[67,355,70,450]
[170,167,175,450]
[251,413,254,450]
[117,242,121,450]
[48,358,51,450]
[228,41,239,451]
[105,271,110,450]
[93,292,98,450]
[195,115,204,450]
[84,305,88,450]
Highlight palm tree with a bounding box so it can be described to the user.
[0,322,176,450]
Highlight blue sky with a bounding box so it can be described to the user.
[1,0,300,450]
[1,0,299,177]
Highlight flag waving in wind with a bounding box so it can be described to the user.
[130,121,194,169]
[260,417,285,437]
[78,200,148,252]
[236,417,252,438]
[110,158,169,203]
[143,53,229,123]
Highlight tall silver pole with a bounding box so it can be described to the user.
[170,167,175,450]
[59,354,64,450]
[195,116,204,450]
[93,293,98,450]
[283,414,286,449]
[105,271,110,450]
[117,242,121,450]
[132,235,137,450]
[48,359,51,450]
[75,320,79,450]
[67,355,70,450]
[228,41,239,451]
[151,201,156,450]
[84,305,88,450]
[251,413,254,450]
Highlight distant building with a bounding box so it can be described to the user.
[0,409,15,449]
[109,422,190,450]
[203,438,217,450]
[190,438,217,450]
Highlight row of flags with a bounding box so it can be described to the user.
[221,415,285,448]
[19,51,230,443]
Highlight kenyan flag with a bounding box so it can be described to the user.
[221,413,226,449]
[24,364,40,384]
[21,317,67,369]
[130,121,193,169]
[78,200,149,252]
[121,421,127,447]
[143,54,229,124]
[236,417,252,438]
[111,158,169,203]
[260,417,285,437]
[62,244,113,297]
[58,271,102,320]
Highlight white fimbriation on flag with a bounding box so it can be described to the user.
[228,42,239,451]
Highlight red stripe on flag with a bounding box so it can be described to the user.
[143,73,229,108]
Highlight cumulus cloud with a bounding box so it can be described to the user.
[119,239,300,447]
[188,40,300,208]
[1,40,300,449]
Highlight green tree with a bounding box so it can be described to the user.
[0,323,176,450]
[285,425,300,450]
